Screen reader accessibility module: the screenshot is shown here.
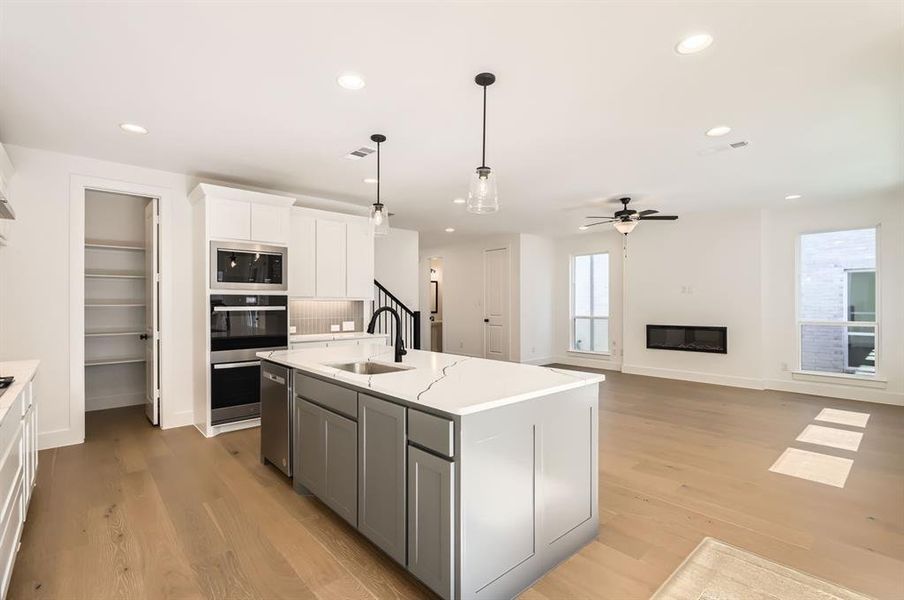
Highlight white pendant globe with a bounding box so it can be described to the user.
[613,220,638,234]
[467,167,499,214]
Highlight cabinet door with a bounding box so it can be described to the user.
[346,220,374,299]
[294,399,325,496]
[323,410,357,527]
[208,197,251,240]
[408,446,454,600]
[289,211,316,297]
[315,220,347,297]
[251,203,290,245]
[358,394,406,563]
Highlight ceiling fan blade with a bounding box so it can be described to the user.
[638,215,678,220]
[638,209,659,216]
[584,216,616,219]
[583,220,615,227]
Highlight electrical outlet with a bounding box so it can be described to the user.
[289,325,297,334]
[342,321,355,331]
[330,324,341,332]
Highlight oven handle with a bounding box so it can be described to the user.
[213,306,287,312]
[212,360,261,370]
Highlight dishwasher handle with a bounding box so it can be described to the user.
[263,371,286,385]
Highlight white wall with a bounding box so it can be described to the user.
[519,234,555,364]
[419,234,521,361]
[374,227,419,310]
[0,144,371,449]
[551,230,624,371]
[621,208,765,388]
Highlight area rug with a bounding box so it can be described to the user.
[651,537,872,600]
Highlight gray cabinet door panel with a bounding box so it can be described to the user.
[358,394,407,563]
[540,403,593,544]
[407,445,454,600]
[295,399,325,496]
[323,410,358,527]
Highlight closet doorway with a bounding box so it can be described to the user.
[83,189,160,425]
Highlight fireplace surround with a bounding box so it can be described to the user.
[646,325,727,354]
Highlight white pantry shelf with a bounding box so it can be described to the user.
[85,239,145,251]
[85,299,146,308]
[85,328,145,337]
[85,269,145,279]
[85,356,146,367]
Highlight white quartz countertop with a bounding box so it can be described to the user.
[290,332,389,343]
[257,346,603,416]
[0,359,39,423]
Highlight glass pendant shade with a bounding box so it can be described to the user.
[613,220,638,235]
[370,203,390,236]
[467,167,499,214]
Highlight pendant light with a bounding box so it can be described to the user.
[467,72,499,214]
[369,133,390,236]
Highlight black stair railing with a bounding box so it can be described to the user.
[372,280,421,350]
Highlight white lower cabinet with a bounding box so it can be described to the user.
[0,364,39,600]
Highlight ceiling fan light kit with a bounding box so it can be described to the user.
[583,197,679,235]
[467,72,499,214]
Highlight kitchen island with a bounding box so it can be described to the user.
[258,345,602,600]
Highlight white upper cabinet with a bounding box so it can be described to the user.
[289,210,316,297]
[251,202,290,245]
[346,220,374,299]
[315,219,348,298]
[208,196,251,241]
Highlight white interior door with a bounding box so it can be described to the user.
[144,199,160,425]
[483,247,509,361]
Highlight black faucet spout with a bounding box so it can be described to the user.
[366,306,407,363]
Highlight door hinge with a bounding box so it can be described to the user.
[155,273,161,283]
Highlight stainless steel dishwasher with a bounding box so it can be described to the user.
[260,361,292,476]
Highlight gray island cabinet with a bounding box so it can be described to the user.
[260,346,602,600]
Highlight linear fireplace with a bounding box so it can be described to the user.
[646,325,727,354]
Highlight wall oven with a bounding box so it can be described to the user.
[210,240,288,292]
[210,294,288,425]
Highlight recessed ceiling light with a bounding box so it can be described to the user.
[676,33,713,55]
[785,194,802,200]
[337,73,365,90]
[119,123,148,135]
[363,178,378,184]
[578,225,589,231]
[452,197,466,205]
[444,227,455,233]
[706,125,731,137]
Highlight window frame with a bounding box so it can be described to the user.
[569,252,610,355]
[795,225,881,379]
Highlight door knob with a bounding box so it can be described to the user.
[139,333,149,340]
[483,319,489,323]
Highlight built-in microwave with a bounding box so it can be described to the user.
[210,240,288,291]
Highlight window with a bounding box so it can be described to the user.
[798,228,877,376]
[571,253,609,353]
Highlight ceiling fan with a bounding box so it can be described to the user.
[583,197,678,234]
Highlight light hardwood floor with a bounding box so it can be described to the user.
[9,371,904,599]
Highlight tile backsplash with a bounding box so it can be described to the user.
[290,300,364,335]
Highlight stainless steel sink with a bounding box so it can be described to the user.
[328,361,413,375]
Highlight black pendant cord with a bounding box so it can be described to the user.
[376,140,381,206]
[481,85,487,169]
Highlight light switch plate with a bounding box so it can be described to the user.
[342,321,355,331]
[330,324,341,332]
[289,325,297,334]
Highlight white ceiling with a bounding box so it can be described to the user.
[1,1,901,236]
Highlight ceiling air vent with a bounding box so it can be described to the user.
[698,140,751,156]
[344,146,375,160]
[729,140,749,149]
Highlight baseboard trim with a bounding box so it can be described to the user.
[553,355,623,371]
[621,364,765,390]
[764,378,904,407]
[38,428,83,451]
[85,392,144,412]
[162,409,195,430]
